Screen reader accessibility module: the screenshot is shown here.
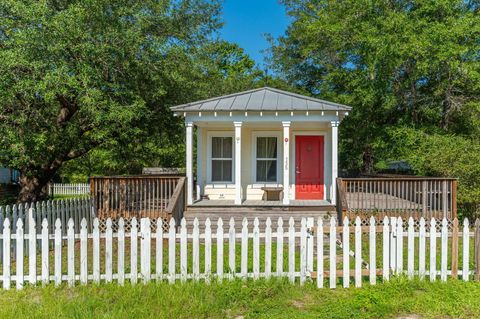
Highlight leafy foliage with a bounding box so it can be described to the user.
[270,0,480,207]
[0,0,263,200]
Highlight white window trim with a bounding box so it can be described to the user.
[206,131,235,185]
[251,131,282,188]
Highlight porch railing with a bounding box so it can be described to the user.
[90,175,186,221]
[337,177,457,220]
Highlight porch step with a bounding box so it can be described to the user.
[182,210,335,232]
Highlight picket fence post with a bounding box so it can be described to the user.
[463,219,470,281]
[288,217,295,283]
[342,217,350,288]
[217,218,224,281]
[316,217,324,288]
[369,216,376,285]
[329,217,336,288]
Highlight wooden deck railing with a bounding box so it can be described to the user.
[90,175,186,221]
[337,177,457,220]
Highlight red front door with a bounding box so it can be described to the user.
[295,136,324,200]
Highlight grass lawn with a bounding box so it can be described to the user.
[0,278,478,318]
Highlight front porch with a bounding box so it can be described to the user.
[170,87,351,209]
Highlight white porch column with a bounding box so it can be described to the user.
[196,126,203,201]
[186,122,194,205]
[282,121,291,205]
[330,121,339,205]
[234,121,242,205]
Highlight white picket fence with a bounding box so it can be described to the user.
[49,183,90,196]
[0,212,477,290]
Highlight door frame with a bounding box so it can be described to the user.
[291,132,327,200]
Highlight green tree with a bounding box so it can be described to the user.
[58,40,266,181]
[0,0,225,202]
[270,0,480,172]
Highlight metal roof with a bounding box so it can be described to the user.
[170,87,352,112]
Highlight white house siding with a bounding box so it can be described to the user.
[199,122,333,202]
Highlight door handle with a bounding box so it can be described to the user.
[296,170,301,174]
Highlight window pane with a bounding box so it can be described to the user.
[212,137,222,158]
[212,160,232,182]
[256,160,277,182]
[257,137,277,158]
[212,137,232,158]
[222,160,232,181]
[222,137,232,158]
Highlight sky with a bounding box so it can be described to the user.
[219,0,290,69]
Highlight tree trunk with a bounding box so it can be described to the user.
[17,174,51,203]
[361,146,375,173]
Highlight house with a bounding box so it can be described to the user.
[170,87,351,209]
[0,167,19,184]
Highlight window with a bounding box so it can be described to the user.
[256,137,277,182]
[211,137,233,182]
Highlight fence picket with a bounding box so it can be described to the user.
[288,217,295,284]
[156,218,163,282]
[419,218,426,279]
[276,218,284,276]
[317,218,324,288]
[28,209,36,285]
[180,218,187,283]
[205,218,212,283]
[67,218,75,286]
[396,217,403,274]
[300,218,307,285]
[463,219,470,281]
[217,218,224,281]
[41,219,49,285]
[369,216,376,285]
[93,218,100,284]
[441,218,448,281]
[168,218,176,284]
[16,219,24,290]
[54,219,62,286]
[342,218,350,288]
[265,218,272,279]
[382,217,390,281]
[80,218,88,285]
[105,219,113,283]
[3,219,10,290]
[228,218,235,279]
[430,218,437,281]
[390,217,397,272]
[329,217,336,289]
[407,217,414,279]
[140,218,151,284]
[131,218,138,284]
[193,218,200,280]
[253,218,260,280]
[241,218,248,280]
[355,217,362,288]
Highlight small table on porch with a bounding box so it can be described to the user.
[261,187,284,201]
